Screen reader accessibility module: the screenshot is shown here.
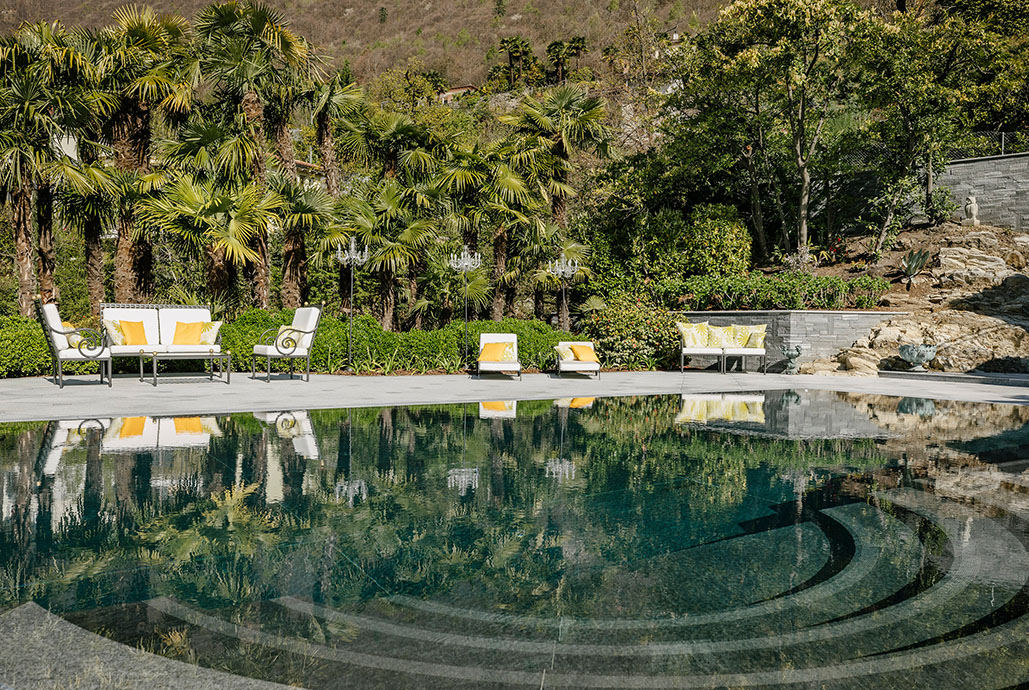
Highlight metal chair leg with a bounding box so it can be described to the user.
[107,360,113,387]
[267,356,272,382]
[58,360,64,388]
[306,357,310,382]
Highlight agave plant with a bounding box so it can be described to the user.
[899,249,931,290]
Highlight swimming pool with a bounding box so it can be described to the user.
[2,390,1028,688]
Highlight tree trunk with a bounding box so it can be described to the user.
[36,183,58,305]
[132,236,153,302]
[281,227,307,308]
[490,226,508,321]
[925,157,935,210]
[557,286,570,331]
[338,263,352,311]
[380,271,395,331]
[873,183,906,258]
[742,149,769,260]
[13,185,37,316]
[407,270,422,330]
[110,102,151,303]
[83,222,105,317]
[242,89,270,307]
[797,163,811,255]
[533,287,545,321]
[318,119,340,198]
[247,232,271,308]
[206,244,235,295]
[275,121,299,183]
[504,282,517,317]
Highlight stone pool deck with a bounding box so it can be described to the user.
[1,370,1027,423]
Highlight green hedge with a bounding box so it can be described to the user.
[0,315,100,378]
[653,273,890,311]
[578,296,679,369]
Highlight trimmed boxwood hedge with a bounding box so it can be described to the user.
[0,315,100,378]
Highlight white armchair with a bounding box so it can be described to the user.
[475,333,522,380]
[554,341,600,378]
[252,306,322,382]
[35,299,112,388]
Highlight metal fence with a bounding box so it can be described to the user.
[837,132,1029,170]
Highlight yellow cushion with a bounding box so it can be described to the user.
[554,345,574,361]
[706,325,736,348]
[478,342,515,362]
[173,322,205,345]
[569,344,599,362]
[732,324,767,349]
[173,417,204,434]
[119,416,146,438]
[677,321,708,348]
[62,321,83,347]
[275,325,301,349]
[570,397,595,408]
[481,400,507,412]
[120,320,148,346]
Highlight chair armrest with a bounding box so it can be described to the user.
[64,327,106,359]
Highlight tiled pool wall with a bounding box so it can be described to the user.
[673,310,906,371]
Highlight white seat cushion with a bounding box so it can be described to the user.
[111,344,167,356]
[558,360,600,371]
[478,360,521,372]
[58,347,111,361]
[41,303,69,349]
[722,347,766,356]
[681,347,724,355]
[158,307,213,346]
[163,344,222,354]
[101,307,160,346]
[254,344,309,357]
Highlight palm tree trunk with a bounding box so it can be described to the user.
[275,121,299,183]
[35,183,58,305]
[242,89,270,308]
[504,282,517,317]
[338,263,352,311]
[281,227,307,308]
[490,225,508,321]
[13,185,37,316]
[533,287,545,321]
[111,102,151,302]
[318,119,341,198]
[132,235,153,302]
[557,287,570,331]
[380,271,396,331]
[206,244,234,295]
[247,232,271,309]
[84,222,105,317]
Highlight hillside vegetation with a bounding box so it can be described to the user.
[1,0,727,83]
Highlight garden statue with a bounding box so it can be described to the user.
[781,345,803,374]
[963,196,980,226]
[898,343,938,372]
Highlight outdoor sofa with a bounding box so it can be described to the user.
[476,333,522,379]
[678,321,768,374]
[36,299,112,388]
[100,302,228,384]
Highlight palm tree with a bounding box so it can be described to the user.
[139,174,280,295]
[195,0,310,308]
[310,72,363,198]
[273,177,337,308]
[96,5,191,303]
[500,84,609,227]
[546,40,571,83]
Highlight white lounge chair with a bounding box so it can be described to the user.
[554,341,600,378]
[252,306,322,382]
[475,333,522,380]
[36,300,112,388]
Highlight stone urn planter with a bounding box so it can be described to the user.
[898,343,938,372]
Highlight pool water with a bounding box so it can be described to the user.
[2,391,1029,688]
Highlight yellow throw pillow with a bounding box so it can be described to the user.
[103,319,126,346]
[732,324,767,349]
[119,320,148,346]
[569,344,599,362]
[199,321,222,346]
[706,325,736,348]
[119,416,146,438]
[62,321,83,347]
[173,417,204,434]
[478,342,514,362]
[677,321,709,348]
[481,400,507,412]
[569,397,595,408]
[173,321,205,345]
[554,345,574,361]
[275,326,302,349]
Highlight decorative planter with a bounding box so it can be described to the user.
[898,343,938,372]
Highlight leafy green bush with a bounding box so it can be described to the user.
[578,296,678,369]
[0,315,100,378]
[680,204,752,277]
[654,272,890,311]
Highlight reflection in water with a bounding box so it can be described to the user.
[1,392,1029,689]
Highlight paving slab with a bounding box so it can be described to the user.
[0,370,1026,423]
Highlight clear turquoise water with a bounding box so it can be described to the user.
[2,391,1029,688]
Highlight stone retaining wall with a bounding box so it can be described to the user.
[673,310,906,372]
[938,153,1029,229]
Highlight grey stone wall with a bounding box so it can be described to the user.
[938,153,1029,229]
[673,310,905,371]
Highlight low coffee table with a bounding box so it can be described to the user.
[137,350,231,386]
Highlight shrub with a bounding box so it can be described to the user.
[679,204,752,277]
[654,272,890,311]
[0,315,100,378]
[578,296,678,369]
